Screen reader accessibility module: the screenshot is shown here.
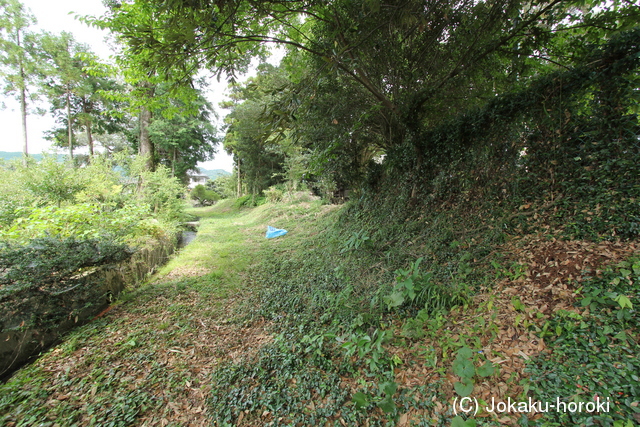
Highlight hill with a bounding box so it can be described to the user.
[197,167,231,180]
[0,151,66,163]
[0,154,232,182]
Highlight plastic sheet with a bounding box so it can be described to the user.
[266,225,288,239]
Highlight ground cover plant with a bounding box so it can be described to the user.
[0,197,332,425]
[0,186,638,426]
[526,258,640,426]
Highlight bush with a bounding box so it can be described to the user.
[19,156,86,207]
[234,194,266,207]
[190,184,220,206]
[264,185,285,203]
[207,176,234,199]
[0,155,185,248]
[138,165,186,224]
[0,203,159,246]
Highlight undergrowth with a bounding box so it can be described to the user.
[1,192,638,426]
[526,258,640,427]
[205,194,503,426]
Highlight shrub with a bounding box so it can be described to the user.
[234,194,266,207]
[264,185,285,203]
[19,156,86,207]
[190,184,220,206]
[138,165,186,223]
[0,155,185,248]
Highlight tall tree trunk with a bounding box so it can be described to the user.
[139,82,155,171]
[236,158,242,197]
[19,84,28,166]
[86,120,94,157]
[139,105,153,168]
[172,147,176,176]
[66,88,73,161]
[17,29,28,167]
[83,96,94,158]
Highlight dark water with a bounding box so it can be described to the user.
[178,231,198,248]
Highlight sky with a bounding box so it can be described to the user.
[0,0,237,173]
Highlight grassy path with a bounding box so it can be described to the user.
[3,197,638,426]
[0,202,285,426]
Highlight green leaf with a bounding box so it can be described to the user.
[457,347,474,359]
[476,361,495,377]
[453,357,475,379]
[380,381,398,396]
[619,269,631,277]
[454,379,474,397]
[377,396,396,413]
[452,416,477,427]
[352,392,370,409]
[613,331,627,342]
[614,294,633,309]
[383,291,404,310]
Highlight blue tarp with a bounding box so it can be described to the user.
[266,225,288,239]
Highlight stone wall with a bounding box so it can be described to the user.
[0,237,176,380]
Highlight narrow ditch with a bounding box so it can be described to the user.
[178,220,200,248]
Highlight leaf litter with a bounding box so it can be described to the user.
[2,203,638,426]
[384,232,638,425]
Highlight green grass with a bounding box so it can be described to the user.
[2,195,638,426]
[0,197,331,426]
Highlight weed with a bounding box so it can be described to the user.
[383,257,468,314]
[452,347,495,397]
[340,230,370,253]
[352,380,399,415]
[337,329,394,374]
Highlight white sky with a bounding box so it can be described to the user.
[0,0,237,173]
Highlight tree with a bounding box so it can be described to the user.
[83,0,208,171]
[0,0,39,164]
[221,64,292,195]
[93,0,640,188]
[37,32,88,160]
[40,44,125,159]
[190,183,219,206]
[149,86,218,183]
[72,58,126,157]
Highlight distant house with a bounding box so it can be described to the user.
[187,173,208,189]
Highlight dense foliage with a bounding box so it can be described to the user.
[89,0,639,199]
[527,258,640,426]
[0,153,187,376]
[0,236,132,329]
[0,155,185,244]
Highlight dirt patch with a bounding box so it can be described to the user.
[161,265,214,281]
